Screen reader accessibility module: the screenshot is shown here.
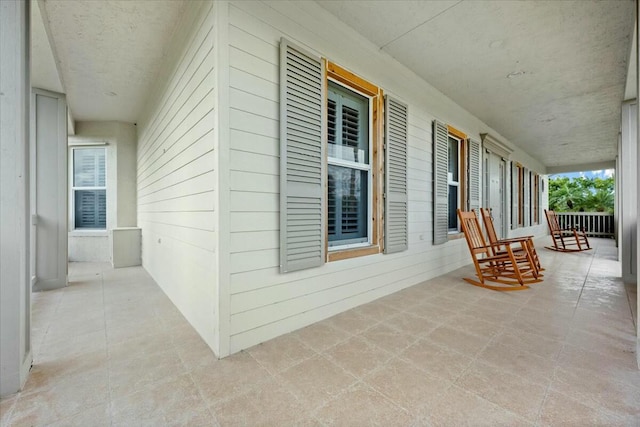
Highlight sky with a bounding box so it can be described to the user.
[549,169,614,179]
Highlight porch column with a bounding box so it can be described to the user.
[0,0,32,396]
[621,101,637,286]
[636,0,640,370]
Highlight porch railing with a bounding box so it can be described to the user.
[554,212,614,238]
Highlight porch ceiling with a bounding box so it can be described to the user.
[34,0,188,123]
[316,0,635,169]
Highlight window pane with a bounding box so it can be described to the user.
[75,189,106,229]
[448,185,458,230]
[448,137,458,181]
[74,148,105,187]
[328,165,368,246]
[327,82,369,164]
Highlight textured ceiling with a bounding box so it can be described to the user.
[317,0,635,169]
[40,0,187,122]
[31,1,63,94]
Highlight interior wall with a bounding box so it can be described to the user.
[68,121,137,262]
[136,0,218,353]
[220,0,548,355]
[0,0,32,397]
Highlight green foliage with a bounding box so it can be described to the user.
[548,175,614,213]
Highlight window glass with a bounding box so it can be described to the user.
[447,136,461,231]
[328,165,368,246]
[448,137,458,181]
[327,81,370,248]
[72,148,106,229]
[448,185,458,230]
[327,83,369,165]
[74,148,106,187]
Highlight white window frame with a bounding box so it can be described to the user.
[327,78,373,251]
[69,145,107,232]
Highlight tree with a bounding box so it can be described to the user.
[548,175,614,213]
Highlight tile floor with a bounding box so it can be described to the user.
[1,237,638,426]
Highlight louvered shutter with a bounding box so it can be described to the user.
[433,120,448,244]
[384,95,408,254]
[467,138,480,212]
[279,38,325,273]
[511,163,519,229]
[523,169,530,227]
[75,190,106,229]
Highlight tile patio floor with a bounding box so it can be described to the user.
[1,237,638,426]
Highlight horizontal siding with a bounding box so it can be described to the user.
[225,0,462,353]
[225,0,547,354]
[137,1,217,352]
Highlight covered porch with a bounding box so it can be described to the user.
[1,0,638,415]
[1,237,638,425]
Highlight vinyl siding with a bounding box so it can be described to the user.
[136,1,217,352]
[225,0,468,353]
[222,0,547,354]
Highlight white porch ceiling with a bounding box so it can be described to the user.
[36,0,187,123]
[317,0,635,169]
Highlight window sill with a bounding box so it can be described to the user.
[328,245,380,262]
[69,230,108,237]
[447,232,465,241]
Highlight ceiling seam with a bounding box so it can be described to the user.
[378,0,465,50]
[36,0,67,94]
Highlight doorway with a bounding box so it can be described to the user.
[483,149,507,237]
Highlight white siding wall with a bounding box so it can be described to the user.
[137,1,218,352]
[223,0,545,354]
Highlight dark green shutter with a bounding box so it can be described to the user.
[433,120,448,244]
[279,38,326,273]
[384,95,408,254]
[467,138,480,212]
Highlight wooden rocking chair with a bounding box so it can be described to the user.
[458,209,541,291]
[544,209,591,252]
[479,208,543,276]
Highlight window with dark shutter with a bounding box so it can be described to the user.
[72,147,106,229]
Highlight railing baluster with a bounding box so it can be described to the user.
[551,212,613,238]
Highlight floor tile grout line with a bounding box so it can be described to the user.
[100,268,116,427]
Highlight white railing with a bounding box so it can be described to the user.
[554,212,614,238]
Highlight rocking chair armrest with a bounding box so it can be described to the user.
[495,236,533,244]
[486,240,519,250]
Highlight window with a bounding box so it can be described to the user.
[72,147,106,229]
[433,122,479,244]
[447,135,461,231]
[325,60,386,262]
[279,39,408,273]
[327,81,370,248]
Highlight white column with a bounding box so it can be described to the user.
[635,0,640,370]
[0,0,32,397]
[620,101,637,285]
[32,88,68,291]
